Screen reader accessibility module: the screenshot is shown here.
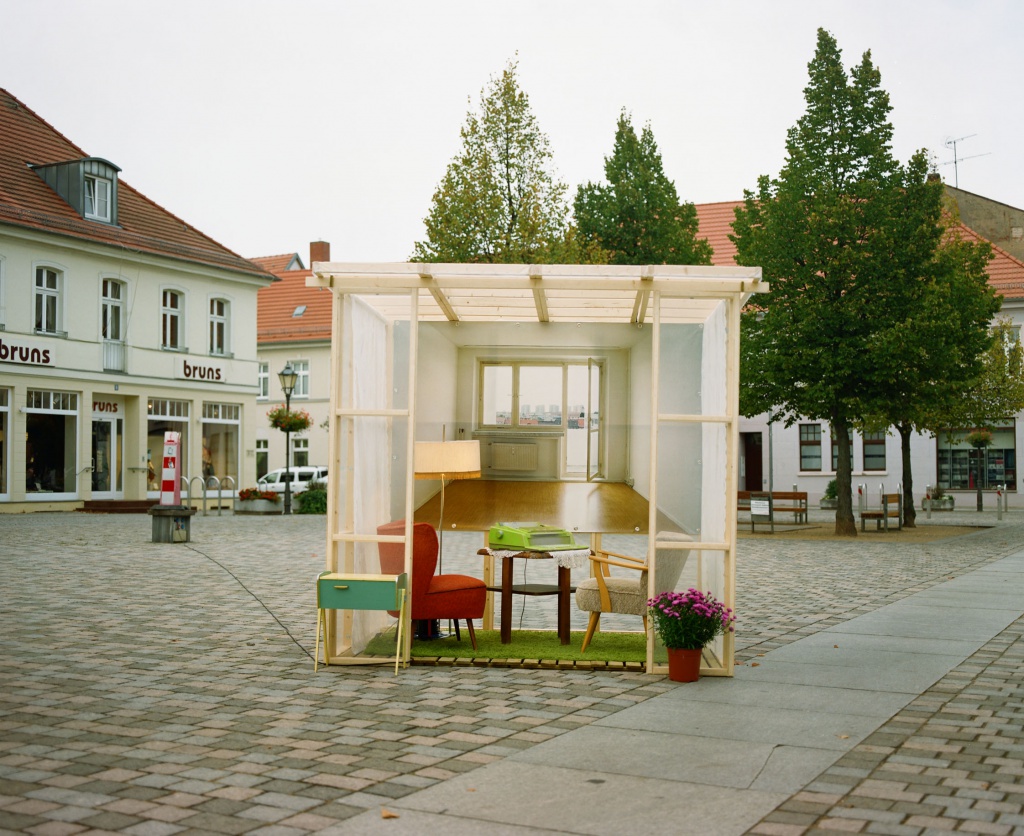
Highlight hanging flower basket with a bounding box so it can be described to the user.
[965,428,993,449]
[267,405,313,433]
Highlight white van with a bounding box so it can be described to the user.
[257,466,328,495]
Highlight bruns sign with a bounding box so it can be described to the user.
[0,337,53,366]
[175,358,225,383]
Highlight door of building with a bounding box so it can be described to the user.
[91,417,123,499]
[741,432,763,491]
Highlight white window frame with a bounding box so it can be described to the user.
[290,359,310,399]
[0,387,9,497]
[292,436,309,468]
[161,288,185,350]
[25,388,80,499]
[84,175,112,222]
[0,254,6,329]
[257,362,269,400]
[34,265,64,336]
[101,278,125,342]
[208,297,231,357]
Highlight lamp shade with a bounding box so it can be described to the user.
[414,440,481,480]
[278,362,298,396]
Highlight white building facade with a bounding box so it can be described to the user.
[0,89,274,510]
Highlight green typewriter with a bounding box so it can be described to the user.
[488,522,582,552]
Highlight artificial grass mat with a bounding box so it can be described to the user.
[364,628,649,662]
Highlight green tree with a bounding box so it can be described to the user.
[869,214,999,526]
[574,112,712,265]
[732,29,947,536]
[411,61,572,264]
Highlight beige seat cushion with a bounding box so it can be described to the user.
[575,576,647,616]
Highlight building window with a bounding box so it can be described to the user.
[147,399,189,492]
[161,290,183,350]
[256,438,268,480]
[84,175,111,221]
[799,424,822,471]
[0,388,8,496]
[26,389,79,496]
[101,279,124,341]
[209,298,230,356]
[292,437,309,468]
[831,434,854,472]
[937,423,1017,492]
[201,402,240,487]
[34,267,63,335]
[290,360,310,398]
[258,362,269,400]
[863,431,886,472]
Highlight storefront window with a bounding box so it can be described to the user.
[0,389,8,495]
[148,398,189,491]
[202,402,240,488]
[26,389,78,495]
[937,422,1017,491]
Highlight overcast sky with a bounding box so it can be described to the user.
[2,1,1019,264]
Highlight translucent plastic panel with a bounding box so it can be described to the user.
[338,294,411,412]
[333,414,410,542]
[481,365,512,425]
[654,421,703,536]
[657,300,728,417]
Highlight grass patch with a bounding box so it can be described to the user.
[365,628,647,662]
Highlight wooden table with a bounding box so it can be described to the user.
[480,549,575,645]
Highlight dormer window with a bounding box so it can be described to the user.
[30,157,120,225]
[84,175,111,221]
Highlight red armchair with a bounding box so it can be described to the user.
[377,521,486,650]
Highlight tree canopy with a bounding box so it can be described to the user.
[574,112,712,265]
[731,28,992,535]
[411,61,576,264]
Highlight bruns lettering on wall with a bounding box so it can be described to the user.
[93,401,119,414]
[0,337,52,366]
[176,359,224,382]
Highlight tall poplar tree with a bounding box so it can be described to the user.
[732,29,949,536]
[411,61,574,264]
[575,112,712,265]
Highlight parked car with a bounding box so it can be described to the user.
[257,466,328,495]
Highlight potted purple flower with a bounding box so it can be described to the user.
[647,588,735,682]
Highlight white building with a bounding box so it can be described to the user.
[0,88,274,511]
[252,242,333,478]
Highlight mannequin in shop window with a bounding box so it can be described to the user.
[26,467,40,492]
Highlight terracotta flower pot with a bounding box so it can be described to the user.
[666,647,702,682]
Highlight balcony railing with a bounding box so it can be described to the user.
[103,339,126,372]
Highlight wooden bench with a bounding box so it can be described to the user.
[859,493,903,532]
[737,490,809,524]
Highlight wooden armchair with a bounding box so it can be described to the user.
[575,531,693,652]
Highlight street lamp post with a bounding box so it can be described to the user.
[278,362,298,515]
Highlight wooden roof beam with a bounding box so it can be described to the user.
[418,269,459,322]
[529,271,549,322]
[631,267,654,324]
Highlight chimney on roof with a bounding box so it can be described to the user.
[927,172,941,183]
[310,240,330,266]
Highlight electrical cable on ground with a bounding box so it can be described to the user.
[185,542,316,661]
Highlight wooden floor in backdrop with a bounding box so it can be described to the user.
[413,480,659,534]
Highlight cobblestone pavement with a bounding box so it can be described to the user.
[1,511,1023,834]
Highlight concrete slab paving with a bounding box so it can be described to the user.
[393,760,790,836]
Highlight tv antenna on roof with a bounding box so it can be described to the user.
[939,134,991,188]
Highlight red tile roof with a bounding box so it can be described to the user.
[0,88,273,281]
[256,267,332,344]
[252,253,304,273]
[695,200,743,267]
[694,200,1024,300]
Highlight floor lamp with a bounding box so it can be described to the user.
[414,438,481,573]
[413,437,480,640]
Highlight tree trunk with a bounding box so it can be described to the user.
[833,419,857,536]
[899,423,916,528]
